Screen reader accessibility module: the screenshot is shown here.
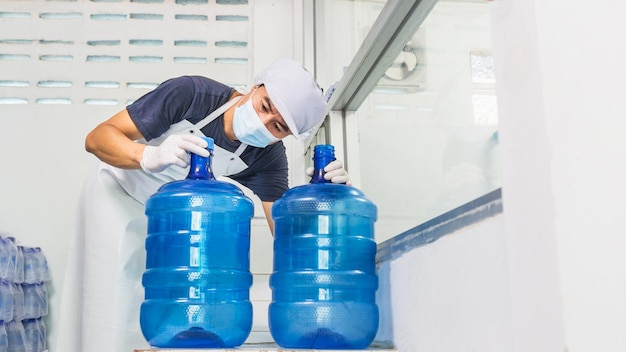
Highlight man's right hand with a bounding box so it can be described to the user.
[140,134,209,173]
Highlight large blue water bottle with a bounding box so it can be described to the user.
[269,144,379,349]
[141,137,254,348]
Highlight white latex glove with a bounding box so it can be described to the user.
[305,159,352,185]
[140,134,209,173]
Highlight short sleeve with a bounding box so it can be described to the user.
[126,76,233,141]
[127,76,196,141]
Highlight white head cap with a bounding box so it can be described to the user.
[254,58,327,139]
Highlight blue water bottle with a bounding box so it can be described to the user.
[141,136,254,348]
[269,144,379,349]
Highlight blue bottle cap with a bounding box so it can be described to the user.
[203,136,215,151]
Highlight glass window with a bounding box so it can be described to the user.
[313,1,387,92]
[315,0,499,243]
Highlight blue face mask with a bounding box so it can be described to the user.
[233,91,279,148]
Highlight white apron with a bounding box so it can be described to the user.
[56,97,249,352]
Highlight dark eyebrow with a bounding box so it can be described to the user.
[263,96,290,131]
[277,121,289,132]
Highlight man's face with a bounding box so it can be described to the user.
[245,85,291,140]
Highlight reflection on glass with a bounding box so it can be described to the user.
[353,0,499,242]
[472,94,498,125]
[470,51,496,83]
[314,0,387,91]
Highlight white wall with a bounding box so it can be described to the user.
[377,215,512,351]
[491,1,567,350]
[494,0,626,350]
[378,0,626,351]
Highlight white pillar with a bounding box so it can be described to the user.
[493,1,626,350]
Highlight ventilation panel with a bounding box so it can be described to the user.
[0,0,253,106]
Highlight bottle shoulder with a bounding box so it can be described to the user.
[273,183,377,217]
[157,178,238,193]
[286,183,361,196]
[147,178,253,209]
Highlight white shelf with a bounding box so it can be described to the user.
[134,343,396,352]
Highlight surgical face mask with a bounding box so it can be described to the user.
[233,93,279,148]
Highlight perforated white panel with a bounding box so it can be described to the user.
[0,0,253,106]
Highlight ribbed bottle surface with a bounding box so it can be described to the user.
[140,137,254,348]
[269,145,379,349]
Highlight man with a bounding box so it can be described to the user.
[58,58,349,351]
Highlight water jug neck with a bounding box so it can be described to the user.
[310,144,336,184]
[187,137,215,180]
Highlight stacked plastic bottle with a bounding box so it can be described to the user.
[269,144,379,349]
[0,233,50,352]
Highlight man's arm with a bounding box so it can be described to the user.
[85,109,146,169]
[86,108,209,173]
[262,201,275,236]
